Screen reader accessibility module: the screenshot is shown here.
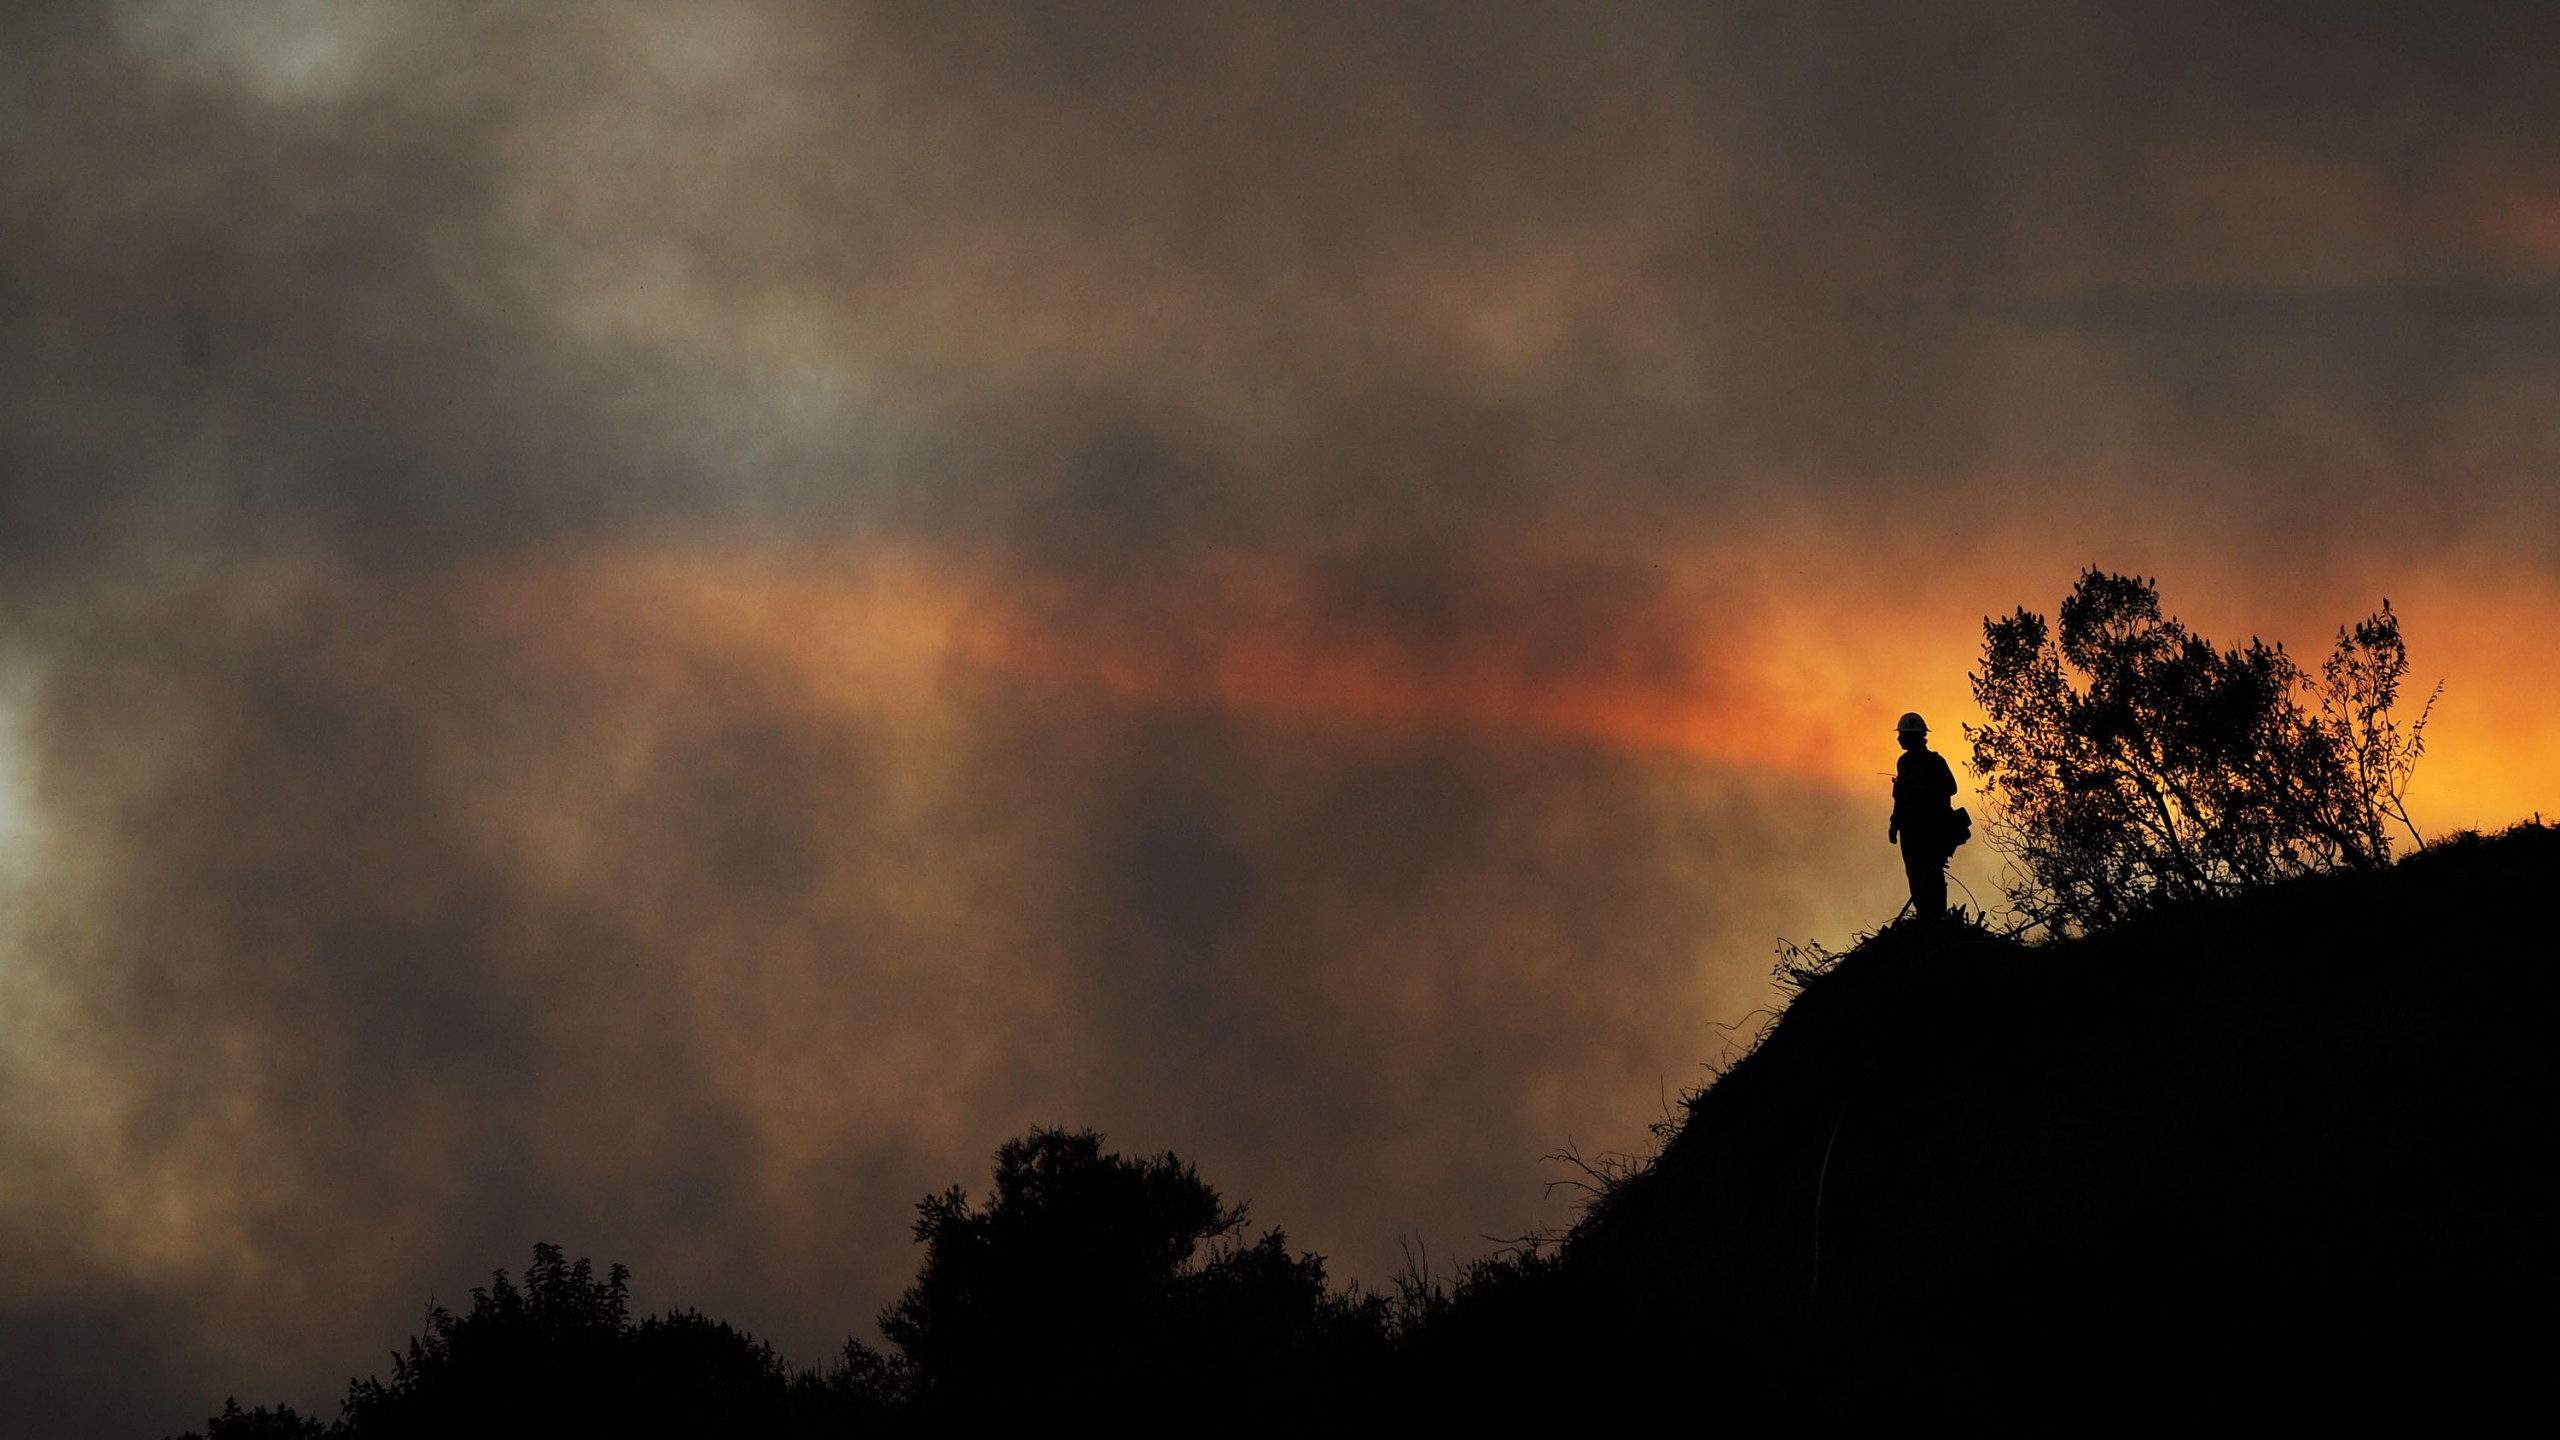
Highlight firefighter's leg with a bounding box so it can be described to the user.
[1902,840,1944,921]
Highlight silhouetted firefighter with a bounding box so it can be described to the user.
[1887,711,1967,921]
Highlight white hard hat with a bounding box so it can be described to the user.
[1896,712,1928,736]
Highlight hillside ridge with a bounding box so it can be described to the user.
[1530,823,2560,1419]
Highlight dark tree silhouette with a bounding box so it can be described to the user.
[329,1243,792,1438]
[179,1399,327,1440]
[176,1132,1398,1435]
[2316,600,2436,856]
[1968,570,2436,933]
[880,1127,1383,1420]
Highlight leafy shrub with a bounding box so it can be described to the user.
[881,1127,1383,1419]
[1968,570,2435,933]
[332,1243,789,1438]
[176,1399,328,1440]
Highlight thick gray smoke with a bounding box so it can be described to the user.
[7,3,2560,1433]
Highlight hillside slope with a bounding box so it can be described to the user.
[1539,824,2560,1420]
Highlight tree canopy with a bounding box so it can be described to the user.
[1967,570,2435,934]
[878,1126,1380,1419]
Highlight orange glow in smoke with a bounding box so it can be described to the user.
[477,546,2560,828]
[481,548,1949,789]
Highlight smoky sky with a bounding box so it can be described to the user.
[8,3,2560,1433]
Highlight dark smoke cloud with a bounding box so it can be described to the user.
[12,2,2560,569]
[7,3,2560,1433]
[0,567,1884,1431]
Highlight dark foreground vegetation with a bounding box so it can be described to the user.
[185,822,2560,1432]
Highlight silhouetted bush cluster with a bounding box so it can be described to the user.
[1970,570,2436,932]
[180,1245,813,1439]
[178,1131,1409,1437]
[872,1127,1388,1422]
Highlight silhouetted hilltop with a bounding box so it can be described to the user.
[177,826,2560,1433]
[1527,822,2560,1421]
